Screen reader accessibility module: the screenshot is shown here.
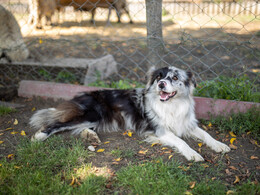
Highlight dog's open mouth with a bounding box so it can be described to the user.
[159,91,177,101]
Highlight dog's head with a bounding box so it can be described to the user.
[146,66,196,101]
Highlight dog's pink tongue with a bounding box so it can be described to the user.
[160,92,169,100]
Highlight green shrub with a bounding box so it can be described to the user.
[194,75,260,103]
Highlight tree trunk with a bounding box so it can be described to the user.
[145,0,164,68]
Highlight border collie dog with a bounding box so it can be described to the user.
[30,66,230,161]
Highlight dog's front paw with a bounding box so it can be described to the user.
[184,149,204,162]
[80,129,101,143]
[213,141,231,153]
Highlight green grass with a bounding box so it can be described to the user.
[115,160,259,195]
[211,108,260,141]
[0,106,16,116]
[0,136,107,195]
[89,79,144,89]
[1,137,259,194]
[194,75,260,103]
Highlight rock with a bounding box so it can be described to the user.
[87,145,95,152]
[84,54,117,85]
[0,5,29,62]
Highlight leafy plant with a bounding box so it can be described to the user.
[56,71,77,83]
[194,75,260,103]
[38,69,52,80]
[0,106,16,116]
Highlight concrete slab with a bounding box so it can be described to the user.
[18,80,259,120]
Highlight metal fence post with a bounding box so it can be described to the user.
[145,0,164,68]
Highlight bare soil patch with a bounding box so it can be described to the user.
[1,97,259,187]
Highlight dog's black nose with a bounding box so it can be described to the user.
[158,81,166,89]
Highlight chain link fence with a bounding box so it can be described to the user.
[0,0,259,94]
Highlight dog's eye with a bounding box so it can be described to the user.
[156,75,161,81]
[173,76,178,81]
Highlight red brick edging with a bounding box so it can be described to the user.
[18,80,259,120]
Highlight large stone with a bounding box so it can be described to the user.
[84,54,117,85]
[0,5,29,62]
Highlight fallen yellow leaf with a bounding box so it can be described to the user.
[14,166,21,169]
[178,166,189,171]
[189,181,196,189]
[11,131,18,135]
[0,164,2,167]
[229,131,236,137]
[138,149,148,155]
[198,143,203,147]
[0,133,3,136]
[201,164,209,168]
[39,38,43,44]
[208,122,212,127]
[0,141,3,144]
[233,175,240,184]
[97,149,105,153]
[230,138,236,144]
[13,119,18,125]
[104,141,110,144]
[20,131,26,136]
[7,154,14,159]
[250,155,259,160]
[184,191,193,195]
[226,190,235,195]
[229,144,238,150]
[161,147,168,150]
[114,158,122,162]
[151,143,159,147]
[31,107,36,111]
[168,155,173,160]
[127,131,133,137]
[70,176,75,186]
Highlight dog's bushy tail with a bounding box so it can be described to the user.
[29,108,62,130]
[30,101,85,131]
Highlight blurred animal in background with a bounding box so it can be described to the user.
[0,5,29,62]
[28,0,57,29]
[28,0,133,28]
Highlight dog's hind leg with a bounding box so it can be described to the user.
[31,121,97,142]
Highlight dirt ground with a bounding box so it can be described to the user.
[0,96,259,186]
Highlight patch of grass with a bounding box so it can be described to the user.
[211,108,260,141]
[115,159,259,194]
[110,149,123,158]
[0,106,16,116]
[0,136,107,194]
[194,75,260,103]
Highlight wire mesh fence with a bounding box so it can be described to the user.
[0,0,259,94]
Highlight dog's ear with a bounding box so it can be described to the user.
[187,71,197,88]
[145,66,157,87]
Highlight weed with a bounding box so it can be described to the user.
[0,106,16,116]
[194,75,260,103]
[110,149,123,158]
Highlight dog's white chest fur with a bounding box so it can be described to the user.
[147,96,196,137]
